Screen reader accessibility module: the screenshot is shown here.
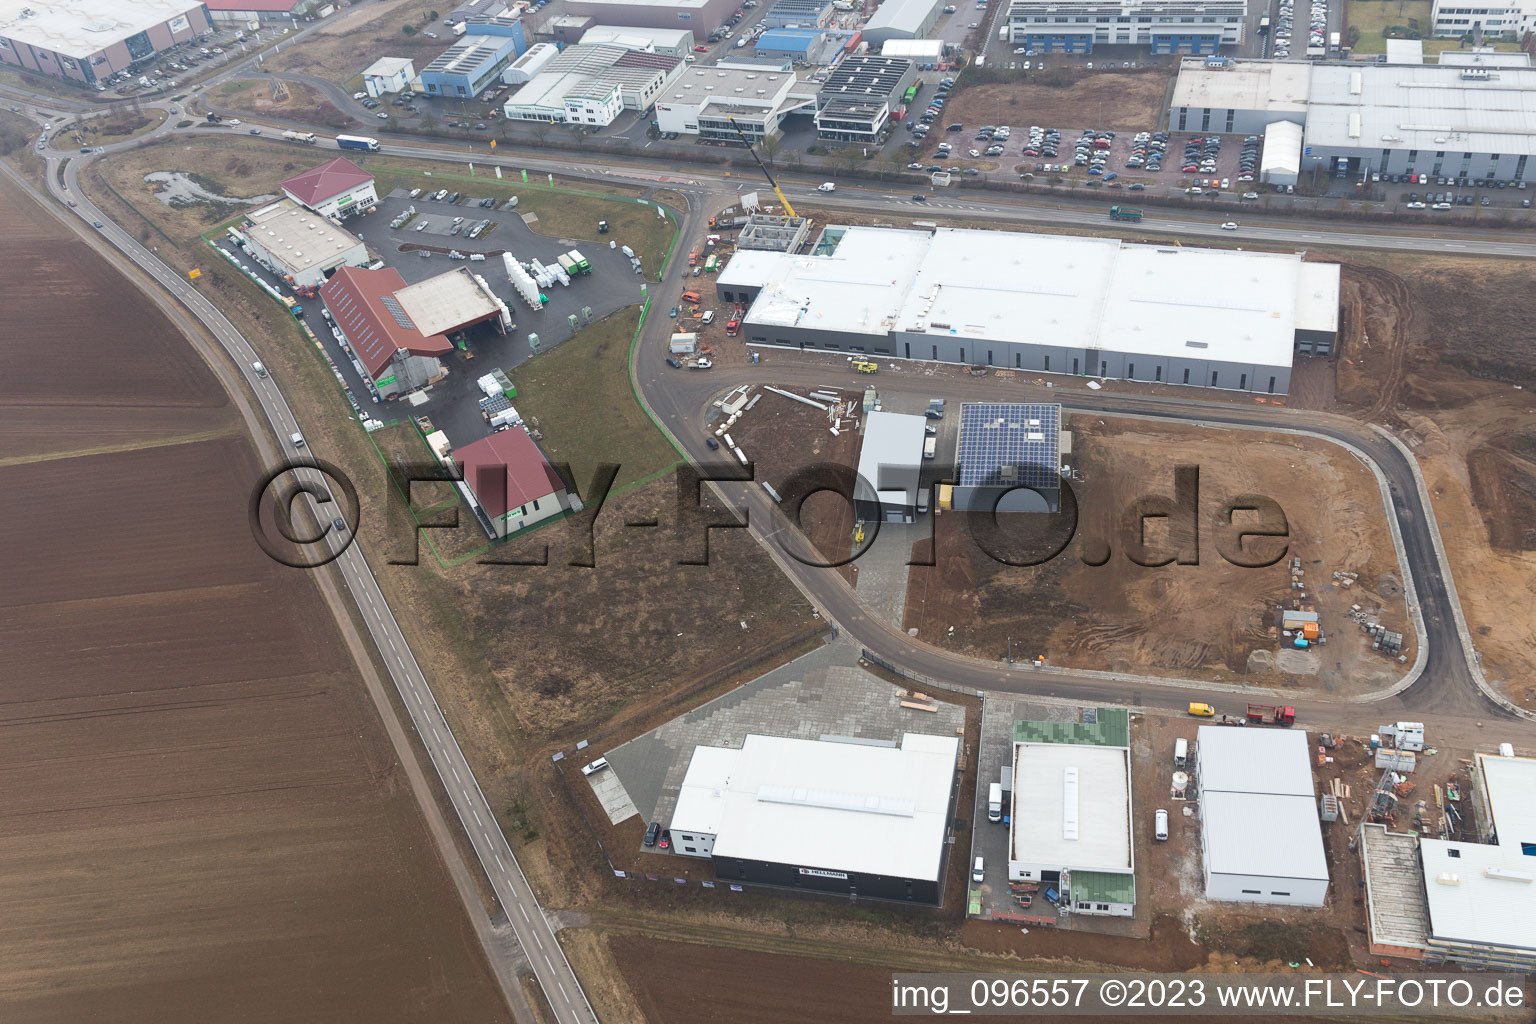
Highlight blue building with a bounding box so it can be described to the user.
[753,27,829,61]
[419,20,527,97]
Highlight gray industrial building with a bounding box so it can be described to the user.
[861,0,946,45]
[813,54,914,140]
[762,0,834,27]
[1170,57,1536,183]
[855,410,928,523]
[716,226,1340,395]
[563,0,740,32]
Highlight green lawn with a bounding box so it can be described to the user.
[508,306,679,491]
[1346,0,1523,53]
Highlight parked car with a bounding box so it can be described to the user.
[580,757,609,776]
[1155,809,1169,841]
[666,356,683,368]
[644,822,661,846]
[705,436,720,450]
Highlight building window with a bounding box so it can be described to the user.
[1127,363,1135,378]
[1097,903,1109,911]
[1521,842,1536,855]
[1448,848,1461,858]
[1241,889,1261,894]
[1044,356,1050,371]
[1268,376,1276,393]
[1211,371,1219,387]
[1183,368,1190,384]
[1270,891,1291,896]
[1239,373,1247,390]
[685,846,697,853]
[1155,366,1162,382]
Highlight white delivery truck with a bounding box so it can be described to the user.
[818,182,837,192]
[987,782,1003,822]
[1174,737,1188,768]
[290,431,305,448]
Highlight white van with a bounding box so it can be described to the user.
[252,360,267,377]
[581,757,610,776]
[290,431,305,448]
[700,310,715,326]
[972,856,985,882]
[1155,808,1169,841]
[1174,737,1188,768]
[987,782,1003,822]
[817,182,837,192]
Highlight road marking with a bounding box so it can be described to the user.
[451,765,462,783]
[558,981,570,1003]
[520,905,530,921]
[543,954,554,972]
[495,854,505,871]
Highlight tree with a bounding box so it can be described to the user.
[758,132,781,166]
[402,23,416,35]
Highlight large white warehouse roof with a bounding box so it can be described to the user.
[670,732,960,881]
[731,226,1329,369]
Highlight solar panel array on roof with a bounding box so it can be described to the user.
[957,403,1061,490]
[380,295,417,331]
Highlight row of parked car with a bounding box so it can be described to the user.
[1270,0,1322,59]
[1379,171,1528,190]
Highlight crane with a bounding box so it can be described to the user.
[727,116,796,219]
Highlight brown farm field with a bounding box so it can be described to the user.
[905,417,1411,692]
[0,176,508,1023]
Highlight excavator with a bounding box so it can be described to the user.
[727,116,796,218]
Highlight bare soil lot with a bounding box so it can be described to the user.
[0,178,508,1024]
[905,418,1410,692]
[1326,252,1536,700]
[941,71,1172,136]
[261,0,452,82]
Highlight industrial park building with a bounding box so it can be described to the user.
[716,226,1340,395]
[452,428,576,539]
[504,43,685,124]
[1001,0,1245,54]
[279,157,377,220]
[854,410,928,523]
[813,54,914,140]
[654,65,815,141]
[1169,56,1536,183]
[204,0,311,25]
[1007,710,1136,917]
[861,0,946,46]
[237,199,369,289]
[1196,727,1329,906]
[562,0,741,33]
[418,23,526,98]
[668,732,962,903]
[362,56,416,96]
[1362,752,1536,969]
[952,403,1064,514]
[1429,0,1536,39]
[0,0,211,84]
[579,24,694,54]
[761,0,833,28]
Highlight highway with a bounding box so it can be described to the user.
[14,144,598,1024]
[10,75,1535,1021]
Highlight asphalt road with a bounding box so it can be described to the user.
[23,145,597,1024]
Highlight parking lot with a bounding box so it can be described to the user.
[220,185,647,453]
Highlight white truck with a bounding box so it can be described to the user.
[817,182,836,192]
[987,782,1003,822]
[922,436,937,459]
[289,431,306,448]
[282,129,317,144]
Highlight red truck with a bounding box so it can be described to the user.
[1246,703,1296,725]
[725,316,740,336]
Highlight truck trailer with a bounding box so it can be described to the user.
[282,130,318,144]
[566,249,591,274]
[1246,703,1296,725]
[1109,206,1142,222]
[335,134,381,152]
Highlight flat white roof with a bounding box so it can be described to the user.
[732,227,1323,368]
[1306,63,1536,158]
[857,410,926,506]
[1009,742,1133,873]
[1203,791,1329,880]
[1197,726,1316,796]
[670,732,960,881]
[1261,118,1303,178]
[1295,262,1341,333]
[1386,39,1425,65]
[1421,754,1536,952]
[881,38,945,58]
[393,268,503,336]
[581,24,692,47]
[1171,58,1312,114]
[0,0,200,57]
[244,199,365,275]
[1438,49,1532,68]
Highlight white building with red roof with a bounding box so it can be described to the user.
[279,157,377,219]
[452,429,576,539]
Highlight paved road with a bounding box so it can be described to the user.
[23,144,597,1024]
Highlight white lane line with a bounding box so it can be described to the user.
[451,765,462,783]
[534,930,545,950]
[495,854,505,871]
[558,981,570,1003]
[543,954,554,972]
[520,905,530,921]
